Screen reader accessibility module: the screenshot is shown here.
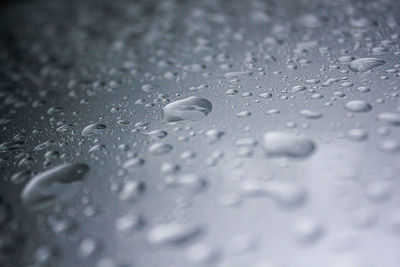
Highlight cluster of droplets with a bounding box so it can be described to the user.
[1,0,400,266]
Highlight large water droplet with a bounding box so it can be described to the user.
[349,58,385,72]
[263,132,316,158]
[377,112,400,126]
[162,96,212,122]
[148,142,173,155]
[21,163,89,209]
[345,100,372,112]
[82,123,107,136]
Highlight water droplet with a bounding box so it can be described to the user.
[21,163,89,209]
[186,243,219,263]
[223,71,252,79]
[56,124,73,133]
[344,100,372,112]
[119,180,145,202]
[148,223,202,245]
[347,128,368,142]
[241,179,306,208]
[0,141,24,152]
[148,142,173,155]
[10,170,31,184]
[299,109,323,119]
[349,58,385,72]
[380,140,400,153]
[365,181,392,203]
[123,157,145,169]
[205,129,224,143]
[225,89,238,95]
[78,238,99,258]
[263,132,316,158]
[160,162,180,175]
[292,217,323,244]
[237,111,252,118]
[143,130,168,139]
[162,96,212,122]
[82,124,107,136]
[264,181,307,208]
[88,144,106,153]
[377,112,400,126]
[115,213,145,234]
[165,174,207,191]
[235,137,258,147]
[291,85,306,93]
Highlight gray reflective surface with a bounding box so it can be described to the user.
[1,0,400,266]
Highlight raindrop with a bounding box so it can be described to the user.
[115,213,145,234]
[291,85,306,93]
[148,142,173,155]
[237,111,252,118]
[263,132,315,158]
[186,243,220,264]
[162,96,212,122]
[292,217,323,244]
[148,223,203,245]
[344,100,372,112]
[299,109,323,119]
[123,157,145,169]
[21,163,89,209]
[377,112,400,126]
[119,180,145,202]
[165,174,207,191]
[205,129,224,143]
[223,71,252,79]
[78,238,99,258]
[347,128,368,142]
[82,124,107,137]
[143,130,168,139]
[264,181,307,208]
[349,58,385,72]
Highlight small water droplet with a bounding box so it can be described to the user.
[148,223,203,245]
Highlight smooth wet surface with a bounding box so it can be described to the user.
[1,0,400,266]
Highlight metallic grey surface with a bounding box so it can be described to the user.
[1,0,400,266]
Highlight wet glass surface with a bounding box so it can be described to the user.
[1,0,400,266]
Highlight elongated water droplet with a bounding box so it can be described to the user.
[263,132,315,158]
[148,142,173,155]
[349,58,385,72]
[21,163,89,209]
[162,96,212,122]
[148,223,202,245]
[345,100,372,112]
[82,123,107,136]
[299,109,323,119]
[377,112,400,126]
